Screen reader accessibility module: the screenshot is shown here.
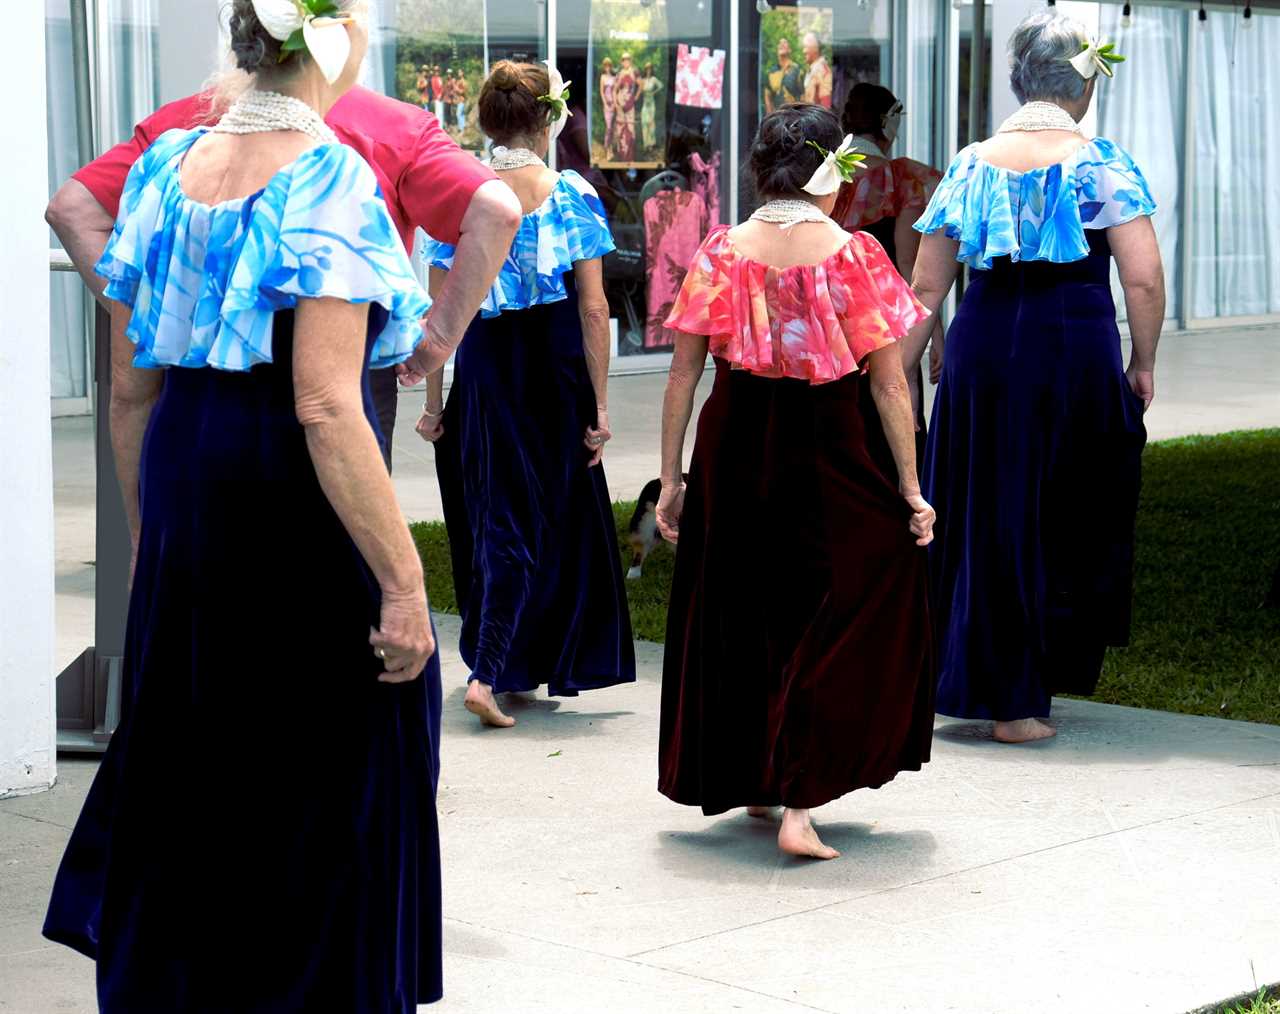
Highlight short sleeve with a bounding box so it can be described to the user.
[663,226,734,337]
[1075,139,1158,228]
[398,116,497,245]
[224,145,430,368]
[72,93,213,218]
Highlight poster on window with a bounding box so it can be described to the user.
[675,44,725,110]
[396,0,487,152]
[759,6,834,117]
[588,0,670,170]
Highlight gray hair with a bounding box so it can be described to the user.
[1008,11,1089,104]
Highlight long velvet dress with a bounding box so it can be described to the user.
[658,226,935,815]
[915,138,1156,721]
[423,171,636,696]
[42,129,445,1012]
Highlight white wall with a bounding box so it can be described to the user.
[0,0,56,798]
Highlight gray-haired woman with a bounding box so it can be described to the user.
[902,11,1165,743]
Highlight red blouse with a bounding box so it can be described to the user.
[832,157,943,232]
[73,86,495,252]
[664,225,929,385]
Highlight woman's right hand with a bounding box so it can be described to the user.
[1126,365,1155,411]
[370,586,435,684]
[903,489,936,547]
[656,480,686,544]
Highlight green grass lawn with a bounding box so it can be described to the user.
[1202,988,1280,1014]
[410,429,1280,726]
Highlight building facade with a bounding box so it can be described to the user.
[45,0,1280,413]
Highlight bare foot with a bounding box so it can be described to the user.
[465,680,515,728]
[993,718,1056,743]
[746,806,774,820]
[778,808,840,860]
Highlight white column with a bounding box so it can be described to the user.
[0,0,55,798]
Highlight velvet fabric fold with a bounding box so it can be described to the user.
[923,231,1148,720]
[659,361,935,815]
[43,310,444,1011]
[434,280,636,696]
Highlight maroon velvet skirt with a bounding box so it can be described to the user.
[658,359,935,815]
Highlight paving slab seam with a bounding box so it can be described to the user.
[443,916,838,1013]
[625,787,1280,960]
[0,810,73,831]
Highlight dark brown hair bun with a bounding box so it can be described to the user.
[478,60,552,142]
[750,103,843,199]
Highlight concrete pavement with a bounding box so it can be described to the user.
[3,613,1280,1013]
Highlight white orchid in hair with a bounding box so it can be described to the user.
[251,0,356,85]
[539,61,573,139]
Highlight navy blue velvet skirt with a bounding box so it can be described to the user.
[923,232,1147,721]
[434,282,636,696]
[43,310,445,1012]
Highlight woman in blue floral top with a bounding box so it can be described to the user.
[418,61,636,728]
[41,3,457,1009]
[902,12,1166,744]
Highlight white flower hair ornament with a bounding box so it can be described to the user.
[252,0,357,85]
[538,61,573,141]
[802,134,866,196]
[1068,37,1126,80]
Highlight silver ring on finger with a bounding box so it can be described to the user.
[377,647,388,660]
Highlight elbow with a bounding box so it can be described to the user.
[579,303,610,332]
[475,181,523,238]
[1123,273,1165,301]
[46,184,77,234]
[295,384,361,431]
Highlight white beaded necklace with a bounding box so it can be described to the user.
[749,198,831,231]
[997,101,1082,136]
[489,146,544,170]
[212,90,338,146]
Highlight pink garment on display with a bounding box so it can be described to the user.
[644,189,710,348]
[675,44,726,110]
[689,151,721,226]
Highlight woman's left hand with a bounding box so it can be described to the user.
[1126,365,1155,412]
[416,407,445,443]
[903,489,936,547]
[584,408,612,467]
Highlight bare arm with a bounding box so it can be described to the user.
[414,267,450,443]
[894,213,922,281]
[655,332,709,543]
[866,344,935,546]
[408,180,521,375]
[573,256,612,466]
[47,179,114,305]
[1109,215,1165,408]
[107,300,163,566]
[902,232,961,376]
[294,297,434,680]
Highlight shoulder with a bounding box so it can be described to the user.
[282,142,381,205]
[1079,137,1144,171]
[894,157,943,185]
[133,127,204,181]
[139,92,217,139]
[557,170,602,201]
[328,86,432,151]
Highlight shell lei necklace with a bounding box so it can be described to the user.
[489,146,544,170]
[997,101,1082,135]
[749,198,831,231]
[212,89,337,145]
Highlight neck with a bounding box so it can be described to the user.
[267,73,342,119]
[496,136,547,158]
[855,133,891,157]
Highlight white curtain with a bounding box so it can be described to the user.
[1191,11,1280,318]
[1096,5,1185,323]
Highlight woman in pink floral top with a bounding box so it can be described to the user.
[656,105,937,861]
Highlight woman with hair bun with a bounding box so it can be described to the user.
[905,11,1162,743]
[418,61,636,729]
[656,104,937,860]
[41,1,452,1008]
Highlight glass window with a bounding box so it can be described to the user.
[558,0,731,356]
[1097,5,1186,323]
[1190,9,1280,319]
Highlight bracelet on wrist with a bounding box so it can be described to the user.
[423,405,444,417]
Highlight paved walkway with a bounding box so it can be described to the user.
[9,323,1280,1012]
[3,614,1280,1013]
